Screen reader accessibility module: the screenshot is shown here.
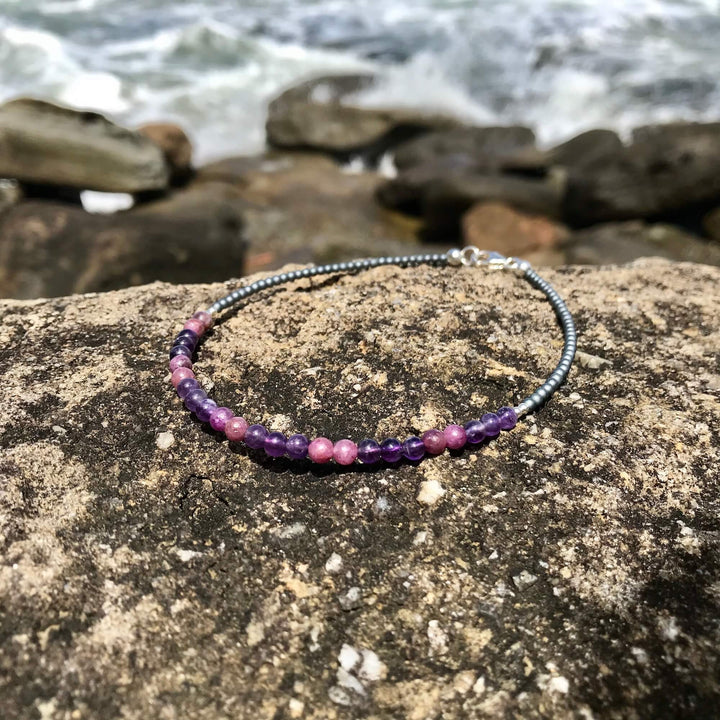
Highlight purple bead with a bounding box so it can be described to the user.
[481,412,501,437]
[177,328,199,344]
[464,419,486,444]
[245,424,268,449]
[172,335,196,351]
[176,377,200,398]
[196,398,218,423]
[380,438,403,463]
[184,388,207,413]
[402,436,425,461]
[264,431,287,457]
[170,344,192,359]
[357,439,381,464]
[497,406,517,430]
[286,434,309,460]
[209,406,234,432]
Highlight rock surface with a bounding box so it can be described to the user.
[0,98,169,193]
[266,74,461,161]
[1,259,719,719]
[137,122,194,187]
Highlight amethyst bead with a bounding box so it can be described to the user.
[172,335,196,350]
[245,424,268,449]
[264,431,287,457]
[170,344,192,359]
[357,439,381,464]
[402,436,425,461]
[497,406,517,430]
[184,388,208,413]
[286,434,310,460]
[464,419,486,444]
[196,398,218,423]
[380,438,403,463]
[176,377,200,399]
[177,328,199,344]
[481,412,501,437]
[209,406,234,432]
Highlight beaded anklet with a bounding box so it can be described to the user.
[167,247,577,466]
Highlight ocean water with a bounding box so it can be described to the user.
[1,0,719,162]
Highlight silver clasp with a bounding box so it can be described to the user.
[447,246,531,275]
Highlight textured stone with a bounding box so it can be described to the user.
[704,207,720,242]
[0,259,719,719]
[0,98,169,193]
[137,122,194,186]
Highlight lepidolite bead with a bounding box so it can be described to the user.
[357,439,381,464]
[444,424,466,450]
[171,367,194,388]
[183,318,205,336]
[209,406,234,432]
[169,354,192,372]
[193,310,213,330]
[184,388,207,413]
[245,424,268,449]
[464,419,485,444]
[497,406,517,430]
[380,438,402,463]
[286,434,310,459]
[225,416,248,441]
[402,436,425,461]
[481,412,501,437]
[176,377,199,399]
[333,439,357,466]
[196,398,218,423]
[422,429,446,455]
[170,344,192,359]
[308,437,333,463]
[264,431,287,457]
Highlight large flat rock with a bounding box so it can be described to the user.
[0,259,719,719]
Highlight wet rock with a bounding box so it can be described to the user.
[0,98,169,193]
[0,259,718,718]
[0,187,245,298]
[462,202,568,265]
[564,221,720,266]
[137,122,194,186]
[266,74,461,162]
[547,129,624,170]
[0,179,21,215]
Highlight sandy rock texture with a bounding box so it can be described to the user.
[0,259,719,719]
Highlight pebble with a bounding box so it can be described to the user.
[417,478,445,506]
[156,431,175,450]
[512,570,538,591]
[339,586,363,611]
[325,552,343,574]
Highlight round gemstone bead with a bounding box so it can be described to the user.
[422,429,446,455]
[380,438,403,463]
[183,318,205,336]
[225,416,248,442]
[402,436,425,461]
[176,377,199,399]
[172,334,196,350]
[264,431,287,457]
[171,367,194,388]
[196,398,218,423]
[464,419,486,444]
[443,424,467,450]
[193,310,213,330]
[245,424,268,449]
[334,439,358,466]
[169,344,192,359]
[184,388,207,413]
[169,354,192,372]
[177,328,199,344]
[286,434,310,460]
[209,406,234,432]
[497,406,517,430]
[308,437,334,464]
[357,439,381,464]
[481,412,501,437]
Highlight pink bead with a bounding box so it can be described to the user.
[209,407,234,432]
[308,437,334,464]
[225,416,248,442]
[169,354,192,372]
[444,424,467,450]
[333,439,358,466]
[422,429,447,455]
[184,318,205,336]
[193,310,213,330]
[171,367,194,388]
